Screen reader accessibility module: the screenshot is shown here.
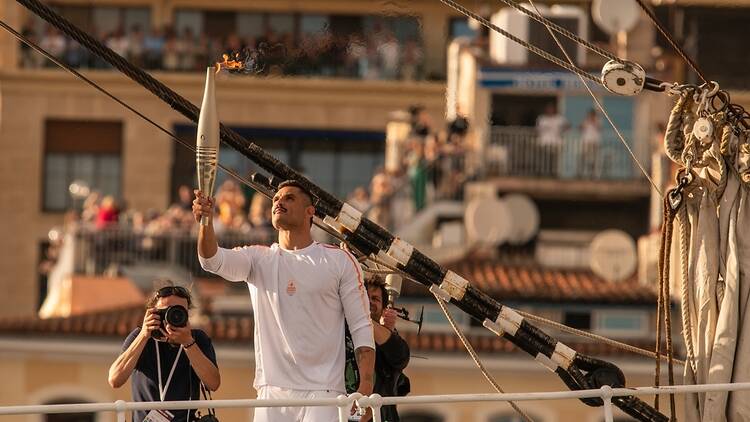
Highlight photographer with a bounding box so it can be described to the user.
[108,284,220,422]
[347,275,411,422]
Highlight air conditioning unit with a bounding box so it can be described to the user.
[489,5,588,67]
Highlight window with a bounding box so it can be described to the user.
[171,125,384,200]
[491,94,558,127]
[43,120,122,212]
[587,11,611,44]
[167,9,425,79]
[688,6,750,89]
[415,303,470,333]
[23,4,150,69]
[300,15,329,35]
[46,4,150,35]
[449,17,476,40]
[401,411,444,422]
[268,14,295,35]
[44,398,96,422]
[237,13,265,38]
[594,310,647,338]
[363,15,421,45]
[563,311,591,330]
[527,16,582,67]
[215,141,290,192]
[175,10,204,37]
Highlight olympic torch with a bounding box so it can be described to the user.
[196,67,219,226]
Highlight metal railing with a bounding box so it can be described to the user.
[485,126,641,181]
[72,227,275,276]
[2,382,750,422]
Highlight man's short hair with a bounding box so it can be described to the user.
[365,273,388,306]
[277,180,314,206]
[146,280,193,309]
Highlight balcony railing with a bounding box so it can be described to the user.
[485,126,642,181]
[71,227,275,277]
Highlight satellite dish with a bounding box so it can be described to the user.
[589,229,637,282]
[592,0,639,35]
[503,194,540,245]
[464,197,511,246]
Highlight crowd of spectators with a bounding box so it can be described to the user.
[19,21,426,81]
[38,181,275,276]
[65,181,273,237]
[39,109,472,275]
[37,104,473,277]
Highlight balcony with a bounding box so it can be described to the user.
[70,227,275,278]
[479,126,650,200]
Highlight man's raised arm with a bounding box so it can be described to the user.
[193,190,218,259]
[194,189,259,282]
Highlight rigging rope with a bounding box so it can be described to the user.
[432,290,534,422]
[495,0,622,63]
[655,189,680,418]
[525,0,662,197]
[9,1,671,418]
[357,255,534,422]
[437,0,602,86]
[441,0,663,196]
[632,0,708,85]
[520,2,678,415]
[516,310,684,366]
[361,248,661,421]
[363,260,687,366]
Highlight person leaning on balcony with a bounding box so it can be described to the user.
[108,284,220,422]
[193,180,375,422]
[535,102,569,178]
[578,108,602,178]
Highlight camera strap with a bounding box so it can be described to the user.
[155,339,183,402]
[200,382,216,418]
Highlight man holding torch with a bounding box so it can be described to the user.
[193,67,374,422]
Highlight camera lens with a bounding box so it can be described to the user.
[165,305,189,327]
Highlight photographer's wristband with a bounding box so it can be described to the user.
[183,338,197,349]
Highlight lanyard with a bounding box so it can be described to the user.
[155,339,184,402]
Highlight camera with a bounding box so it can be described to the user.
[151,305,189,339]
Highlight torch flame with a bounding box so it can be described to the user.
[215,52,245,74]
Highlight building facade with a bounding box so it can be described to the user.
[0,0,461,317]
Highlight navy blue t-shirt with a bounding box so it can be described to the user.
[122,328,218,422]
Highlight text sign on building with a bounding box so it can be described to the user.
[478,69,604,92]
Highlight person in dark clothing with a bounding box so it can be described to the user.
[448,113,469,139]
[409,104,432,138]
[346,275,411,422]
[108,284,220,422]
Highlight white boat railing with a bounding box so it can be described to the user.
[2,382,750,422]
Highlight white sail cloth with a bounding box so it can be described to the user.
[665,89,750,421]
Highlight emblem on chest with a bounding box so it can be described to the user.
[286,280,297,296]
